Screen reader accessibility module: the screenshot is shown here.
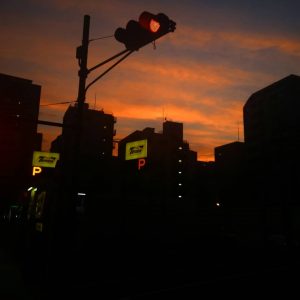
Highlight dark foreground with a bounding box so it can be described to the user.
[1,234,300,300]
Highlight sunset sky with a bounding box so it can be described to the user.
[1,0,300,161]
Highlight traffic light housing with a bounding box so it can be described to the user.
[114,11,176,51]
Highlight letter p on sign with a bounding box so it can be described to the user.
[32,166,42,176]
[138,158,146,170]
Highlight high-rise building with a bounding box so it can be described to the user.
[51,103,116,159]
[0,73,41,207]
[243,74,300,245]
[51,103,117,188]
[214,141,246,197]
[244,74,300,167]
[118,120,197,200]
[117,121,199,237]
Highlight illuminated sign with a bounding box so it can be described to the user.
[32,166,42,176]
[125,139,147,160]
[35,222,43,232]
[138,158,146,170]
[32,151,60,168]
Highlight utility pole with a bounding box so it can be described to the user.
[73,14,90,187]
[61,15,91,260]
[77,14,90,107]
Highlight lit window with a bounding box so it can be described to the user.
[16,114,20,118]
[178,195,182,198]
[216,202,221,207]
[178,146,182,150]
[178,171,182,174]
[178,160,182,163]
[178,183,182,186]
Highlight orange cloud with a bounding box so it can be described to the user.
[174,25,300,56]
[3,2,298,163]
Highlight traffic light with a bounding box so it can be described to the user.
[114,11,176,51]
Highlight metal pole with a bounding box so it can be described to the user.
[85,50,134,92]
[77,14,90,107]
[64,15,91,258]
[72,14,90,190]
[73,14,90,176]
[88,49,130,73]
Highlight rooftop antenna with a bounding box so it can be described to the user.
[162,106,168,122]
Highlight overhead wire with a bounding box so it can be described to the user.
[40,101,75,107]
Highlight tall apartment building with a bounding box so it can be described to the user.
[0,73,41,207]
[51,103,116,188]
[118,120,197,200]
[244,74,300,168]
[243,74,300,244]
[214,141,246,209]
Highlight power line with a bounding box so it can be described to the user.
[89,35,113,42]
[40,101,75,107]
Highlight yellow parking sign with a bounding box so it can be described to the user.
[125,140,147,160]
[32,151,60,168]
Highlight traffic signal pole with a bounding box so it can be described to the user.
[77,14,90,107]
[72,14,90,195]
[64,15,90,259]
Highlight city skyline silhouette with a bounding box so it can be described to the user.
[1,1,300,298]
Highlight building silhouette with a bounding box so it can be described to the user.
[212,75,300,245]
[214,141,246,207]
[52,103,116,158]
[51,103,116,186]
[214,141,257,241]
[243,74,300,207]
[243,74,300,246]
[0,73,41,209]
[244,74,300,171]
[49,103,119,248]
[117,120,219,240]
[118,120,197,199]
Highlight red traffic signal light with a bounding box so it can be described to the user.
[114,11,176,51]
[139,12,161,33]
[139,12,176,34]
